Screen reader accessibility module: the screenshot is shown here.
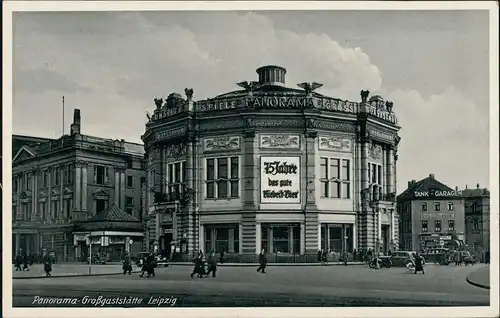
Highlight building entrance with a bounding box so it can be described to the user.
[381,225,390,254]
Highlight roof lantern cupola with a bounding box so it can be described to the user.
[256,65,287,87]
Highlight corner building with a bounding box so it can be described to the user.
[142,65,401,261]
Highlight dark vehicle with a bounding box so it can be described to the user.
[369,256,392,268]
[460,251,476,265]
[88,253,106,265]
[390,251,425,267]
[135,252,169,267]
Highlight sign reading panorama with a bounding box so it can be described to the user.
[260,156,301,204]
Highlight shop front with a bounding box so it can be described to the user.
[320,223,354,253]
[260,223,301,254]
[204,223,240,254]
[73,204,144,261]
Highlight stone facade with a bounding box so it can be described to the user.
[12,110,145,262]
[142,65,401,261]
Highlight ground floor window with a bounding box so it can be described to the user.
[261,223,301,254]
[204,224,239,253]
[320,223,353,253]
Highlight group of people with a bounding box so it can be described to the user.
[14,250,54,277]
[190,250,218,278]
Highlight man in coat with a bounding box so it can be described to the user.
[122,252,132,275]
[191,251,204,278]
[43,252,52,277]
[414,252,425,274]
[14,251,23,271]
[22,252,30,271]
[206,251,218,278]
[257,249,267,273]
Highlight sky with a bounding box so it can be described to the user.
[11,10,491,193]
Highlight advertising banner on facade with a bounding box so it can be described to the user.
[260,156,300,204]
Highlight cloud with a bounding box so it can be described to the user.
[12,11,489,189]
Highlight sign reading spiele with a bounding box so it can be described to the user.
[260,156,300,204]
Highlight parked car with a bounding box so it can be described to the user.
[390,251,425,267]
[155,254,169,267]
[134,252,169,267]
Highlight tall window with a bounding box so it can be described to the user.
[421,203,427,211]
[206,157,239,199]
[125,196,134,215]
[319,157,350,199]
[435,220,441,232]
[167,161,186,196]
[127,176,134,188]
[13,177,18,193]
[422,220,428,232]
[447,202,454,211]
[94,166,109,185]
[51,201,59,219]
[26,172,32,190]
[43,170,49,187]
[39,202,46,221]
[64,165,73,184]
[273,227,289,253]
[434,202,441,211]
[473,219,479,231]
[448,220,455,231]
[54,168,61,186]
[65,199,72,219]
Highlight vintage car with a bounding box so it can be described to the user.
[390,251,425,267]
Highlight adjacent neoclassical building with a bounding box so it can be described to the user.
[142,65,401,261]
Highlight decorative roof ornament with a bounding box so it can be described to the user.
[236,81,259,96]
[360,90,370,103]
[297,82,323,95]
[153,98,163,110]
[184,88,194,101]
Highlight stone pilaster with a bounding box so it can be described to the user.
[386,147,395,195]
[241,130,257,254]
[81,162,88,212]
[31,168,38,221]
[120,170,126,210]
[186,138,195,254]
[75,163,82,210]
[59,165,64,221]
[304,131,319,254]
[114,168,120,207]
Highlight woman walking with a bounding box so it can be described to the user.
[191,251,204,278]
[43,252,52,277]
[206,251,218,278]
[122,252,132,275]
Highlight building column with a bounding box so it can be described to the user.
[75,164,82,210]
[15,233,20,254]
[114,169,120,207]
[81,163,88,211]
[186,138,195,254]
[199,224,205,254]
[317,223,321,251]
[304,131,319,254]
[125,236,130,253]
[300,223,305,255]
[51,235,55,249]
[288,227,294,254]
[387,148,395,195]
[360,133,373,250]
[352,220,357,250]
[47,168,52,222]
[120,170,126,210]
[255,223,261,254]
[59,165,64,221]
[31,169,37,220]
[390,209,395,245]
[241,131,257,254]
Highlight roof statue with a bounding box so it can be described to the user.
[153,97,163,110]
[360,90,370,103]
[236,81,260,95]
[297,82,323,95]
[184,88,194,101]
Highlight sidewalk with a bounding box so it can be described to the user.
[169,261,367,267]
[12,264,140,279]
[466,265,490,289]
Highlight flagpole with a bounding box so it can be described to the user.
[62,96,65,136]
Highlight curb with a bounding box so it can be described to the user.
[13,271,142,280]
[466,277,490,290]
[169,262,367,267]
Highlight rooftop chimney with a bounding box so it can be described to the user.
[408,181,412,188]
[70,109,81,135]
[429,174,435,179]
[465,185,468,189]
[477,183,480,189]
[455,186,458,191]
[256,65,286,87]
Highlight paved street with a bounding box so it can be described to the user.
[13,264,489,307]
[12,264,135,278]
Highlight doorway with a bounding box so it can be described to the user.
[381,225,390,254]
[162,233,173,258]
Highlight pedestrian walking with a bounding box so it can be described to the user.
[317,250,322,264]
[22,253,30,271]
[145,252,156,278]
[485,249,490,264]
[43,252,52,277]
[342,250,348,266]
[322,250,328,264]
[257,249,267,273]
[352,249,357,262]
[219,249,225,265]
[14,251,23,271]
[367,248,373,263]
[414,252,425,274]
[122,252,132,275]
[206,251,218,278]
[191,251,205,278]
